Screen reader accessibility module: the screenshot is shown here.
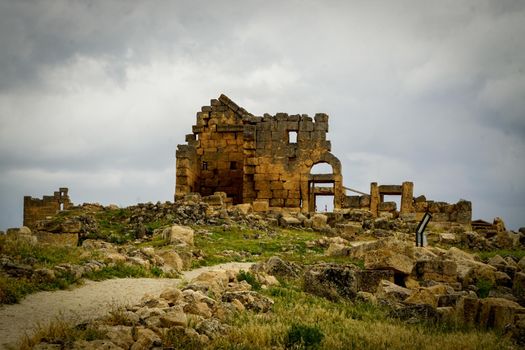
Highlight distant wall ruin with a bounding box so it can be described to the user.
[23,187,72,230]
[344,181,472,225]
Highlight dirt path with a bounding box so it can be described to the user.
[0,262,253,349]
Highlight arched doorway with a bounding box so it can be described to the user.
[309,161,335,212]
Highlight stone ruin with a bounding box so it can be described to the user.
[23,187,72,230]
[175,94,472,226]
[175,94,343,213]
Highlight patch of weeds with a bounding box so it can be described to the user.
[285,323,324,349]
[0,275,37,304]
[477,249,525,262]
[476,278,494,298]
[151,266,164,277]
[237,270,261,291]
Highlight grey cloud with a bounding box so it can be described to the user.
[1,0,524,230]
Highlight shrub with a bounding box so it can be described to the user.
[285,323,324,349]
[237,270,261,291]
[476,279,494,298]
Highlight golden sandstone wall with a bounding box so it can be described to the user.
[175,94,344,212]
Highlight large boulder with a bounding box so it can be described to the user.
[375,280,412,302]
[364,250,414,275]
[412,259,457,283]
[163,225,194,246]
[349,239,415,275]
[456,296,525,329]
[251,256,302,279]
[157,250,184,272]
[513,272,525,304]
[303,263,358,301]
[312,214,328,230]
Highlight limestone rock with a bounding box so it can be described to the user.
[325,243,350,257]
[375,280,412,302]
[159,288,183,304]
[519,257,525,271]
[188,270,230,296]
[252,200,269,212]
[19,226,32,235]
[279,215,301,227]
[412,259,457,283]
[303,263,358,301]
[163,225,194,246]
[513,272,525,303]
[355,269,394,293]
[439,233,457,244]
[404,287,446,308]
[160,311,188,327]
[456,296,525,329]
[131,328,161,350]
[234,203,252,215]
[251,256,302,278]
[488,255,506,267]
[364,250,414,275]
[312,214,328,230]
[157,250,184,272]
[103,325,134,349]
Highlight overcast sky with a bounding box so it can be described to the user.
[0,0,524,231]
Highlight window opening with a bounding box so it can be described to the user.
[202,161,208,170]
[230,161,237,170]
[288,131,298,143]
[315,195,334,212]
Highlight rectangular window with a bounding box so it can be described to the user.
[230,161,237,170]
[288,131,298,143]
[202,161,208,170]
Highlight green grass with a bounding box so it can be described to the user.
[477,249,525,262]
[0,234,92,267]
[207,281,518,350]
[0,233,169,304]
[15,276,519,349]
[237,270,262,291]
[192,226,365,268]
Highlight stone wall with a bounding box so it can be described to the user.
[175,94,344,212]
[342,182,472,226]
[23,188,72,230]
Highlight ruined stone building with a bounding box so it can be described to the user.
[175,94,343,213]
[175,94,471,225]
[23,188,72,230]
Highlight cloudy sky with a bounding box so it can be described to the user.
[0,0,524,231]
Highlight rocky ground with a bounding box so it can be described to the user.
[1,197,524,349]
[0,262,253,350]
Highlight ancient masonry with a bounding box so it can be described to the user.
[175,94,471,224]
[23,188,72,230]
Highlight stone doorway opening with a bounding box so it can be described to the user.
[308,162,335,212]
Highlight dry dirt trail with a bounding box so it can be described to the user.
[0,262,253,349]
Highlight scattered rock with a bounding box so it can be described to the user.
[163,225,194,246]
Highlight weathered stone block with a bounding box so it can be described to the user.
[252,200,269,212]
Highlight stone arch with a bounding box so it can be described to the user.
[311,152,342,175]
[301,152,344,213]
